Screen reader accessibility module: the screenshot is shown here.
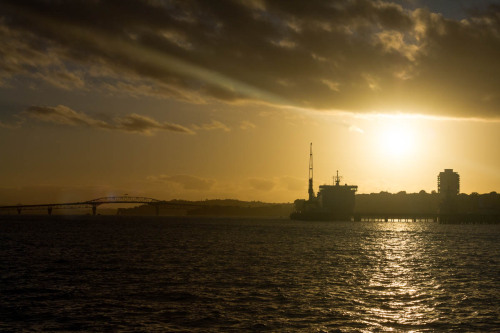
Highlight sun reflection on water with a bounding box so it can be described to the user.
[355,223,442,330]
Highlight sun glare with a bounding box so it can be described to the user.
[377,122,416,157]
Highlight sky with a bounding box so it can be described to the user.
[1,0,500,204]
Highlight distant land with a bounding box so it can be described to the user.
[1,191,499,218]
[118,199,293,218]
[117,191,500,218]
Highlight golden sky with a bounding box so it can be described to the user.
[1,0,500,204]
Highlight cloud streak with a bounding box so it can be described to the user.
[25,105,194,135]
[197,120,231,132]
[1,1,499,117]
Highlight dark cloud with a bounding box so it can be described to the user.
[1,1,499,117]
[114,113,195,134]
[150,174,216,190]
[25,105,194,135]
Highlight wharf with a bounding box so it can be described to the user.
[353,213,500,224]
[353,213,438,222]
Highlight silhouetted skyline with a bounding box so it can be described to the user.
[1,1,500,204]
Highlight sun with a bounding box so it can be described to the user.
[377,122,416,157]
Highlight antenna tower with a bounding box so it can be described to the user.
[334,170,342,186]
[308,143,315,200]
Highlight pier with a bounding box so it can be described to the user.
[353,213,438,222]
[353,213,500,224]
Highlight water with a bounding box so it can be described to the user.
[1,216,499,332]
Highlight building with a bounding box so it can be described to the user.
[438,169,460,196]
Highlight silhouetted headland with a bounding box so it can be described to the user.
[117,199,292,218]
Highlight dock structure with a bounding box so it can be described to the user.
[353,213,438,222]
[353,213,500,224]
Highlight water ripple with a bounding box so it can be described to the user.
[1,216,499,331]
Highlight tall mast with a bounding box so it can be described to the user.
[308,143,315,200]
[335,170,341,186]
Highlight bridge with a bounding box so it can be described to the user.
[0,196,193,216]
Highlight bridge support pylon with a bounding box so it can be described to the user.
[17,208,21,215]
[92,204,97,216]
[48,207,52,215]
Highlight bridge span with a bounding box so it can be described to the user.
[0,196,191,216]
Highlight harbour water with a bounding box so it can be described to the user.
[1,216,499,332]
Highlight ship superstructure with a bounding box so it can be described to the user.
[290,144,358,221]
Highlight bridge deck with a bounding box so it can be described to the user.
[0,196,200,216]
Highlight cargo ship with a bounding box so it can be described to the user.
[290,143,358,221]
